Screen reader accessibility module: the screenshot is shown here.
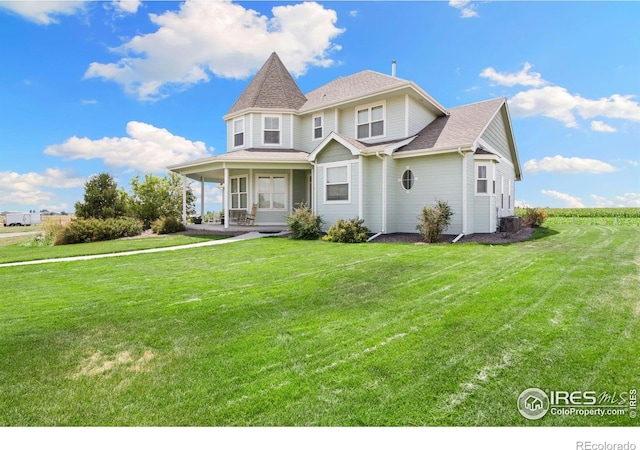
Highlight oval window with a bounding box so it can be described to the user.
[401,169,414,191]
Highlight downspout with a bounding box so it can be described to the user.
[358,155,364,220]
[310,161,317,215]
[458,147,467,237]
[376,151,386,233]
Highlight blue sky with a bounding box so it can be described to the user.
[1,0,638,214]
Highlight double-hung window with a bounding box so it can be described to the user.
[233,118,244,148]
[313,115,323,140]
[356,104,384,139]
[325,165,349,202]
[230,176,248,209]
[257,175,286,210]
[476,165,488,194]
[263,116,280,145]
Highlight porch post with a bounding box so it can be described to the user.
[223,167,229,230]
[182,175,187,226]
[200,177,205,218]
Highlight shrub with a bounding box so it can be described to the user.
[521,207,548,228]
[286,204,323,240]
[56,217,143,245]
[151,216,185,235]
[323,218,370,243]
[417,200,453,243]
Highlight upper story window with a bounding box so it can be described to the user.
[233,118,244,148]
[313,115,323,140]
[356,103,384,139]
[263,116,280,145]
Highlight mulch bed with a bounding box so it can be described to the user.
[370,227,536,245]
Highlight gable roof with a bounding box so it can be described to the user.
[226,52,307,116]
[299,70,447,115]
[398,97,505,153]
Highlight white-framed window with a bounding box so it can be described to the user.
[313,114,323,140]
[356,103,384,139]
[230,176,248,209]
[476,164,488,194]
[401,169,414,191]
[324,163,350,203]
[263,115,281,145]
[233,118,244,148]
[257,175,286,210]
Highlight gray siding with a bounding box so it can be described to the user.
[385,96,405,139]
[388,153,463,234]
[407,96,438,136]
[315,160,360,230]
[480,109,512,160]
[245,113,293,149]
[361,157,382,232]
[474,196,492,233]
[316,141,357,164]
[464,153,476,235]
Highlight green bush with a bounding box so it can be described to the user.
[521,207,548,228]
[56,217,143,245]
[151,216,186,235]
[286,204,323,240]
[417,200,453,243]
[323,218,370,243]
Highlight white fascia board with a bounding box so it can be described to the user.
[392,145,473,160]
[223,107,298,121]
[381,136,418,156]
[308,132,361,161]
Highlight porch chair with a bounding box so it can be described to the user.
[207,212,221,224]
[239,204,257,226]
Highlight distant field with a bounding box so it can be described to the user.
[516,207,640,226]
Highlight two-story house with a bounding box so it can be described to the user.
[168,52,521,236]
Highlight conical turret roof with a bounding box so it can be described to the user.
[226,52,307,115]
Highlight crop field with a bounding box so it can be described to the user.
[0,221,638,426]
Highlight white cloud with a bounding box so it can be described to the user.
[44,121,213,173]
[84,0,344,100]
[112,0,140,14]
[349,10,358,17]
[591,193,640,208]
[449,0,479,18]
[524,155,617,174]
[541,190,585,208]
[590,121,617,133]
[0,1,87,25]
[480,62,547,87]
[514,200,532,208]
[0,168,86,206]
[509,86,640,128]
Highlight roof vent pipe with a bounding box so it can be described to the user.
[391,60,397,77]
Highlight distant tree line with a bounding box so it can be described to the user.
[74,172,195,228]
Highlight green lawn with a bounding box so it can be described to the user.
[0,224,638,426]
[0,233,229,264]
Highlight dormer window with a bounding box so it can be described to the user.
[313,114,323,140]
[263,115,280,145]
[233,118,244,148]
[356,103,384,139]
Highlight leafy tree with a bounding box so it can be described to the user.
[75,173,129,219]
[129,173,195,228]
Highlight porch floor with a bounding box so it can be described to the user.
[186,223,289,234]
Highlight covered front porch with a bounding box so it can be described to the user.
[168,150,313,230]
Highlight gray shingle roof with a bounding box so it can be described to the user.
[299,70,410,113]
[226,53,307,115]
[398,97,505,152]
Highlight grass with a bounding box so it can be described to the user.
[0,233,230,264]
[0,224,638,426]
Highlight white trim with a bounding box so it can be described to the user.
[308,132,361,161]
[289,169,293,211]
[355,100,386,141]
[223,167,229,229]
[312,113,324,141]
[475,162,491,196]
[399,167,415,192]
[255,173,288,211]
[262,114,282,146]
[381,155,387,233]
[232,117,245,149]
[404,94,409,137]
[229,174,249,210]
[200,177,205,217]
[320,161,352,204]
[393,145,473,159]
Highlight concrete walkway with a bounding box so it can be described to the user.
[0,231,288,268]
